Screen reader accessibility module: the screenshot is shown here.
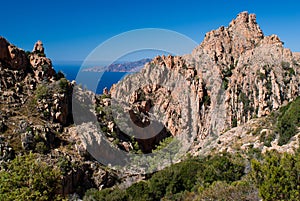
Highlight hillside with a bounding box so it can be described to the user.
[0,38,119,199]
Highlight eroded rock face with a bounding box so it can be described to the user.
[0,37,10,60]
[30,40,55,81]
[198,12,264,66]
[29,54,55,80]
[0,39,54,93]
[0,38,71,125]
[35,84,74,126]
[0,137,14,162]
[111,12,300,154]
[0,37,29,70]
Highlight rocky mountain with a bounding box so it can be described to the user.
[1,11,300,200]
[82,58,152,72]
[109,11,300,157]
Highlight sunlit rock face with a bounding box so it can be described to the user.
[110,12,300,155]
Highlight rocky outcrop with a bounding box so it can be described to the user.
[30,40,55,81]
[0,38,72,125]
[0,137,14,162]
[29,54,55,81]
[32,40,45,54]
[0,37,10,60]
[0,37,29,70]
[36,88,73,126]
[0,39,52,104]
[110,12,300,155]
[197,114,300,157]
[197,12,264,65]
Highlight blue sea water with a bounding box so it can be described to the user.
[53,64,127,94]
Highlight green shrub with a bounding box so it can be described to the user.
[42,64,49,72]
[83,188,126,201]
[148,159,202,199]
[35,141,49,154]
[259,131,275,147]
[257,70,266,81]
[0,153,62,201]
[288,68,295,76]
[58,78,69,92]
[203,94,211,106]
[57,156,72,175]
[34,50,46,57]
[281,61,290,70]
[222,66,233,77]
[195,180,259,201]
[276,97,300,145]
[126,181,153,201]
[153,136,173,152]
[251,151,300,201]
[85,154,246,201]
[35,84,49,100]
[55,71,65,80]
[247,147,263,160]
[25,51,31,58]
[197,154,245,186]
[232,118,238,127]
[222,78,229,90]
[239,92,253,114]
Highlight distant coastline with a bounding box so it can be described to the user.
[82,58,151,73]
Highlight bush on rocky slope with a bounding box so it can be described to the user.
[83,153,246,201]
[0,153,63,201]
[251,150,300,201]
[276,97,300,145]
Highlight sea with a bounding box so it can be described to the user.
[53,63,128,94]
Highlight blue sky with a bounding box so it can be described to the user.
[1,0,300,63]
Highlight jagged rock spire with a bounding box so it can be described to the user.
[32,40,44,54]
[195,12,268,65]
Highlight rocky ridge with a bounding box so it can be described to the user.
[110,11,300,156]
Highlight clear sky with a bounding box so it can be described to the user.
[1,0,299,63]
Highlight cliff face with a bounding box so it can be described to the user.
[111,12,300,154]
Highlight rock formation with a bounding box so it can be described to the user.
[0,38,118,196]
[32,40,45,54]
[0,38,70,123]
[0,37,29,70]
[110,11,300,155]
